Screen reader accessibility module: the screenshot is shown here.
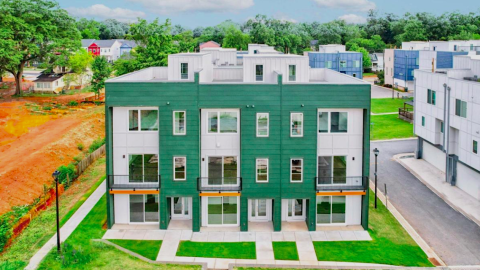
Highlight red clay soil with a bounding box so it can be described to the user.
[0,101,105,215]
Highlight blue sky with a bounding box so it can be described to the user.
[59,0,479,27]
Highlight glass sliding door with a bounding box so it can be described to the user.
[206,196,239,226]
[129,195,144,222]
[208,157,222,185]
[223,197,238,225]
[207,156,238,186]
[128,154,158,183]
[207,197,222,225]
[130,194,159,223]
[316,196,346,224]
[317,156,347,185]
[145,194,159,222]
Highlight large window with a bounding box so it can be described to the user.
[174,157,186,180]
[256,65,263,81]
[256,158,268,182]
[129,109,158,131]
[354,60,360,68]
[326,61,332,68]
[128,154,158,182]
[318,111,348,133]
[291,113,303,137]
[207,111,238,134]
[455,99,467,118]
[256,113,269,137]
[427,89,436,105]
[290,159,303,182]
[339,60,347,68]
[288,65,296,81]
[207,196,238,225]
[317,156,347,185]
[130,194,159,223]
[181,63,188,79]
[316,196,346,224]
[208,156,238,185]
[173,111,186,135]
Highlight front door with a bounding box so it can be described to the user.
[286,199,305,221]
[171,197,190,219]
[250,199,270,221]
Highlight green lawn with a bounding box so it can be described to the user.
[177,241,256,259]
[313,192,433,267]
[371,114,415,140]
[371,98,413,114]
[108,240,162,260]
[272,242,299,260]
[363,72,377,77]
[37,196,199,270]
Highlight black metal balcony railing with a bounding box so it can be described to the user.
[197,177,242,191]
[108,175,161,190]
[315,176,367,191]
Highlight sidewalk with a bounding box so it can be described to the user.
[25,180,106,270]
[395,154,480,227]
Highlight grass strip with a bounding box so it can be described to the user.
[272,241,299,260]
[371,98,413,114]
[109,240,162,261]
[371,114,414,140]
[177,241,256,259]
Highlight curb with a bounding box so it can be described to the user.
[394,154,480,228]
[369,181,446,267]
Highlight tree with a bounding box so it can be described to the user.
[349,44,371,70]
[223,26,250,50]
[90,56,111,99]
[174,30,197,52]
[99,19,129,39]
[68,49,93,87]
[396,19,427,44]
[0,0,81,95]
[76,18,101,39]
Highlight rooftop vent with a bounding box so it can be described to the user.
[435,71,447,74]
[463,75,479,82]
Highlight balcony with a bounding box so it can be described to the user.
[108,175,160,190]
[315,176,367,192]
[197,177,242,192]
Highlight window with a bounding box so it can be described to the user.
[130,194,159,222]
[290,113,303,137]
[326,61,332,68]
[454,45,458,51]
[455,99,467,118]
[256,113,269,137]
[354,60,360,68]
[174,157,186,180]
[207,111,238,134]
[290,159,303,182]
[181,63,188,79]
[207,156,238,185]
[128,154,159,183]
[129,109,158,131]
[173,111,186,135]
[256,65,263,81]
[288,65,296,81]
[318,111,348,133]
[474,140,478,154]
[316,196,346,224]
[317,156,347,185]
[427,89,436,105]
[340,60,347,68]
[415,57,419,65]
[422,116,425,126]
[256,158,268,182]
[440,121,444,133]
[207,196,238,225]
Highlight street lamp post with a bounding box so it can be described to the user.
[52,170,61,253]
[373,148,380,209]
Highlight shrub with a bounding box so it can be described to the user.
[56,164,77,186]
[77,143,84,151]
[68,101,78,106]
[94,101,101,106]
[0,213,12,253]
[42,106,52,111]
[88,138,105,153]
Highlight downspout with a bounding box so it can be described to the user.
[445,85,451,183]
[442,83,447,151]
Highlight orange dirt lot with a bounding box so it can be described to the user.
[0,96,105,215]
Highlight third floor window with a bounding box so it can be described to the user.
[129,109,158,131]
[455,99,467,118]
[318,111,348,133]
[427,89,436,105]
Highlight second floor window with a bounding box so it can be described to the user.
[208,111,238,134]
[256,158,268,182]
[427,89,436,105]
[129,154,158,182]
[256,65,263,81]
[173,111,186,135]
[181,63,188,79]
[291,113,303,137]
[318,156,346,185]
[354,60,360,68]
[288,65,296,81]
[174,157,186,180]
[340,60,347,68]
[256,113,269,137]
[129,109,158,131]
[318,111,348,133]
[326,61,332,68]
[291,159,303,182]
[455,99,467,118]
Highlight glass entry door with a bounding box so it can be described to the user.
[286,199,305,221]
[316,196,346,224]
[129,194,159,223]
[171,197,190,219]
[207,156,238,186]
[206,196,239,226]
[250,199,269,221]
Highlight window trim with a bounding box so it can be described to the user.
[290,112,304,137]
[256,158,269,183]
[288,65,296,82]
[255,64,264,82]
[180,62,188,80]
[128,109,159,133]
[173,156,187,181]
[127,153,159,182]
[173,110,186,135]
[206,110,239,134]
[290,158,303,183]
[256,112,269,137]
[318,110,349,134]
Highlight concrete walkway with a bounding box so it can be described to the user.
[103,228,372,269]
[396,153,480,227]
[25,180,106,270]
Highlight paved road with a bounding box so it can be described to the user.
[369,139,480,266]
[371,84,412,99]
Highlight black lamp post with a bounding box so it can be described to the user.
[373,148,380,209]
[52,170,61,253]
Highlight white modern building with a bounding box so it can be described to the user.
[414,54,480,201]
[370,53,384,72]
[317,45,346,53]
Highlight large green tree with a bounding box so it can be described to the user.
[0,0,81,95]
[67,49,93,87]
[223,26,251,50]
[349,44,371,70]
[90,56,111,99]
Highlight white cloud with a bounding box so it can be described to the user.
[338,14,367,24]
[312,0,376,12]
[273,12,298,23]
[66,4,146,22]
[127,0,254,15]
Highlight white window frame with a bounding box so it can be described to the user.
[129,194,160,224]
[288,65,296,82]
[127,153,159,183]
[173,110,186,135]
[173,156,186,181]
[256,158,269,183]
[339,60,347,68]
[206,110,239,134]
[290,158,303,183]
[256,113,269,137]
[128,109,159,133]
[317,110,349,134]
[180,63,188,80]
[255,65,264,82]
[316,195,347,225]
[290,112,303,137]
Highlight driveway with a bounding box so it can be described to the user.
[370,139,480,266]
[371,84,412,99]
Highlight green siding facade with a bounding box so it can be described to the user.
[105,73,371,232]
